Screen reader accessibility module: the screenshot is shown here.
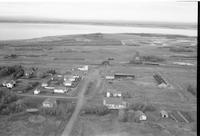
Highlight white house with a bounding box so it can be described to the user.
[106,89,122,98]
[33,88,40,95]
[63,80,72,87]
[54,86,68,93]
[105,76,115,80]
[42,98,57,108]
[41,82,48,87]
[103,98,127,109]
[78,65,88,71]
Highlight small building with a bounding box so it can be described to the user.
[2,80,16,89]
[33,88,40,95]
[160,110,168,118]
[134,110,147,121]
[106,89,122,98]
[78,65,88,71]
[63,80,72,87]
[114,73,135,80]
[103,98,127,109]
[42,98,57,108]
[54,86,68,93]
[41,82,48,87]
[105,76,115,80]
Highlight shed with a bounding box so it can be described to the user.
[42,98,57,108]
[160,110,168,118]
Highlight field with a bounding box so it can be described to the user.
[0,33,197,136]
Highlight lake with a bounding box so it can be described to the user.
[0,23,197,40]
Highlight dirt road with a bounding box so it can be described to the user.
[61,69,99,136]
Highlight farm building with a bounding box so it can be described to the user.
[2,80,16,89]
[114,73,135,79]
[54,86,68,93]
[63,80,72,87]
[153,73,167,87]
[103,98,127,109]
[160,110,169,118]
[41,82,48,87]
[106,89,122,98]
[134,110,147,121]
[42,98,57,108]
[78,65,88,71]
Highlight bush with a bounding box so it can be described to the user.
[82,105,110,116]
[141,55,165,62]
[0,65,24,78]
[187,84,196,96]
[129,103,156,112]
[0,90,25,115]
[169,47,193,52]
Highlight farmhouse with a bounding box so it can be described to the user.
[78,65,88,71]
[103,98,127,109]
[42,98,57,108]
[63,80,72,87]
[105,75,115,80]
[106,89,122,98]
[54,86,68,93]
[114,73,135,79]
[41,82,48,87]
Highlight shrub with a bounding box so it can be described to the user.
[129,103,156,112]
[187,84,196,96]
[0,90,25,115]
[169,47,193,52]
[141,55,165,62]
[82,105,110,116]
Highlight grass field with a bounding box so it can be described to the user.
[0,33,197,136]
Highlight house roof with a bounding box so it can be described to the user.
[43,98,57,104]
[54,86,66,90]
[134,110,146,117]
[104,98,125,105]
[107,89,121,94]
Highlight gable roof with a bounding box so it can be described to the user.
[104,97,126,105]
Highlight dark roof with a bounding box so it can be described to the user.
[104,98,126,105]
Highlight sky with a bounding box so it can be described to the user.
[0,0,197,23]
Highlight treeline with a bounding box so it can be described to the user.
[0,65,24,79]
[0,90,26,115]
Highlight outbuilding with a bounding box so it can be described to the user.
[134,110,147,121]
[42,98,57,108]
[103,98,127,109]
[160,110,168,118]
